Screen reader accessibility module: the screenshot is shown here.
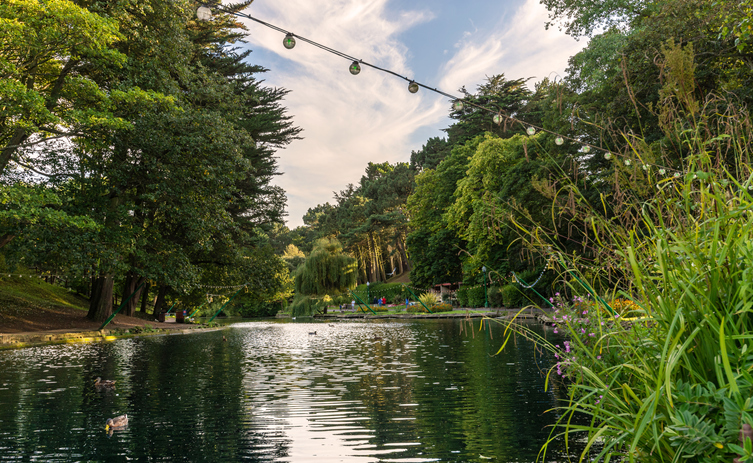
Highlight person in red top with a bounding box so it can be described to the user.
[381,296,386,306]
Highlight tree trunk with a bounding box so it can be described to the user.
[397,235,410,272]
[0,234,15,249]
[153,284,168,315]
[87,275,114,322]
[139,282,151,313]
[121,273,145,317]
[0,127,26,174]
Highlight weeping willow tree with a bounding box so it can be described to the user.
[290,238,357,316]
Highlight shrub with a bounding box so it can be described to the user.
[500,284,520,307]
[467,286,485,307]
[488,285,504,307]
[236,300,281,318]
[418,291,440,307]
[431,303,453,312]
[455,287,469,307]
[357,305,388,313]
[288,295,326,317]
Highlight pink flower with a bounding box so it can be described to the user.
[597,355,601,359]
[553,329,558,334]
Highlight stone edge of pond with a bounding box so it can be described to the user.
[276,311,545,320]
[0,326,230,350]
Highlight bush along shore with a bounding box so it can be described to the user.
[493,47,753,463]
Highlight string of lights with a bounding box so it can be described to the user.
[195,3,704,179]
[194,282,249,290]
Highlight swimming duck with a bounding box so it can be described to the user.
[105,414,128,431]
[94,377,116,389]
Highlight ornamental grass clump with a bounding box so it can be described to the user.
[517,44,753,463]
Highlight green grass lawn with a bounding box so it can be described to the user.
[0,274,88,313]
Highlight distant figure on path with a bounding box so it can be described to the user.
[351,300,355,310]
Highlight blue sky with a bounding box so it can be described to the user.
[231,0,585,227]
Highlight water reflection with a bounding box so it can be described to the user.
[0,319,574,462]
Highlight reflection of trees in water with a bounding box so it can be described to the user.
[0,321,590,461]
[0,333,292,461]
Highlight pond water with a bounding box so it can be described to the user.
[0,319,575,462]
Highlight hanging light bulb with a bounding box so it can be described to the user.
[659,168,666,175]
[642,164,649,171]
[526,127,536,136]
[604,153,612,160]
[493,113,502,124]
[283,33,296,49]
[673,172,681,178]
[349,61,361,75]
[196,5,212,21]
[453,100,464,111]
[555,136,564,145]
[582,145,591,153]
[624,159,631,166]
[408,81,419,93]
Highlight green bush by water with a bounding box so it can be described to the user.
[514,46,753,463]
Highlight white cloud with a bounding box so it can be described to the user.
[232,0,585,227]
[237,0,447,226]
[439,0,584,92]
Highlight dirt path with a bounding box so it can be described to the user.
[0,298,185,334]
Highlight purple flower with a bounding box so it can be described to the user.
[549,297,554,303]
[615,313,620,318]
[555,292,560,296]
[553,329,558,334]
[589,333,595,337]
[581,328,586,334]
[582,310,588,315]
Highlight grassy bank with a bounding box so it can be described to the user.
[0,274,88,314]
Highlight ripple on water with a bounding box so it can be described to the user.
[0,319,580,462]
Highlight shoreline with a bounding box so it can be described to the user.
[0,326,229,350]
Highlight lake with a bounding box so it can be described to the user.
[0,318,575,462]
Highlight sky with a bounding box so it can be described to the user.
[230,0,586,227]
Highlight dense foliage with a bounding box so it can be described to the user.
[1,0,299,320]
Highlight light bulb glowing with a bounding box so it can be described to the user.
[674,172,681,178]
[453,100,464,111]
[526,127,536,136]
[283,34,296,49]
[349,61,361,75]
[555,136,564,145]
[197,6,212,21]
[624,159,631,166]
[659,169,666,175]
[408,81,419,93]
[582,145,590,153]
[642,164,649,170]
[493,114,502,124]
[604,153,612,160]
